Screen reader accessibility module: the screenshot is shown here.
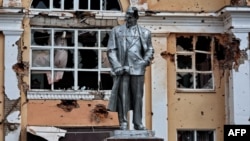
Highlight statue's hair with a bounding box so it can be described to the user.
[127,6,139,19]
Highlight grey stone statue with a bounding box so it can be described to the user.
[107,6,154,130]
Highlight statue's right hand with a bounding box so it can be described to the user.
[114,67,124,75]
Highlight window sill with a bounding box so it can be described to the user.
[176,89,216,93]
[27,90,111,100]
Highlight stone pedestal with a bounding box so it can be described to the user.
[104,130,164,141]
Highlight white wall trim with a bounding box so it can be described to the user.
[1,9,24,100]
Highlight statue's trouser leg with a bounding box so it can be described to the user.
[117,75,130,125]
[131,75,144,126]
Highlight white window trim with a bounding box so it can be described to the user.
[29,0,120,12]
[177,129,215,141]
[175,35,215,92]
[28,28,112,100]
[27,90,111,100]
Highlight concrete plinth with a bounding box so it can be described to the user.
[104,130,164,141]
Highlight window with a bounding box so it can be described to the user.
[176,35,214,91]
[30,0,121,11]
[177,130,214,141]
[29,28,112,99]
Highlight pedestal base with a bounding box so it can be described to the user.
[104,130,164,141]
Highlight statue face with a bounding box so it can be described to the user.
[125,12,137,28]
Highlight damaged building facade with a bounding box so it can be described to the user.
[0,0,250,141]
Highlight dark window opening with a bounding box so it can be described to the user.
[195,36,212,51]
[104,0,121,11]
[30,29,112,91]
[176,36,193,51]
[176,35,213,90]
[177,73,193,89]
[31,0,50,9]
[195,53,211,71]
[177,55,192,69]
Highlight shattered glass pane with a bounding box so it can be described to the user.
[54,30,74,47]
[54,49,74,69]
[64,0,73,9]
[54,71,74,90]
[101,31,110,47]
[31,0,50,9]
[177,55,192,69]
[31,29,51,46]
[78,71,98,90]
[195,36,212,51]
[91,0,101,10]
[78,31,98,47]
[32,50,51,67]
[78,49,98,69]
[197,131,214,141]
[176,36,193,51]
[177,131,194,141]
[196,73,213,89]
[101,51,110,68]
[31,71,51,89]
[30,28,113,91]
[103,0,121,11]
[195,53,211,71]
[100,72,113,90]
[177,72,193,88]
[79,0,88,9]
[53,0,61,8]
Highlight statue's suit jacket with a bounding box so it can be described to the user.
[107,24,154,111]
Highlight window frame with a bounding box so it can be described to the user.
[28,27,112,100]
[177,129,215,141]
[29,0,121,12]
[175,35,215,93]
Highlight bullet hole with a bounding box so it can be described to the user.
[151,112,153,116]
[23,46,27,49]
[8,124,19,131]
[57,100,79,112]
[177,98,181,101]
[88,104,91,107]
[160,51,175,62]
[12,62,26,74]
[201,111,204,116]
[201,19,205,23]
[90,104,109,123]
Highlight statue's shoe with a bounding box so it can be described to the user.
[134,124,146,130]
[120,122,128,130]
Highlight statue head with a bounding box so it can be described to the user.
[125,6,139,28]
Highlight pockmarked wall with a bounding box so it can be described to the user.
[121,0,231,12]
[147,0,230,11]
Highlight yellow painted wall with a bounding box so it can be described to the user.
[167,34,225,141]
[121,0,231,12]
[0,0,2,7]
[27,100,119,126]
[147,0,230,11]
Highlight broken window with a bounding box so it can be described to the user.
[30,28,113,91]
[30,0,121,11]
[177,130,214,141]
[176,35,214,90]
